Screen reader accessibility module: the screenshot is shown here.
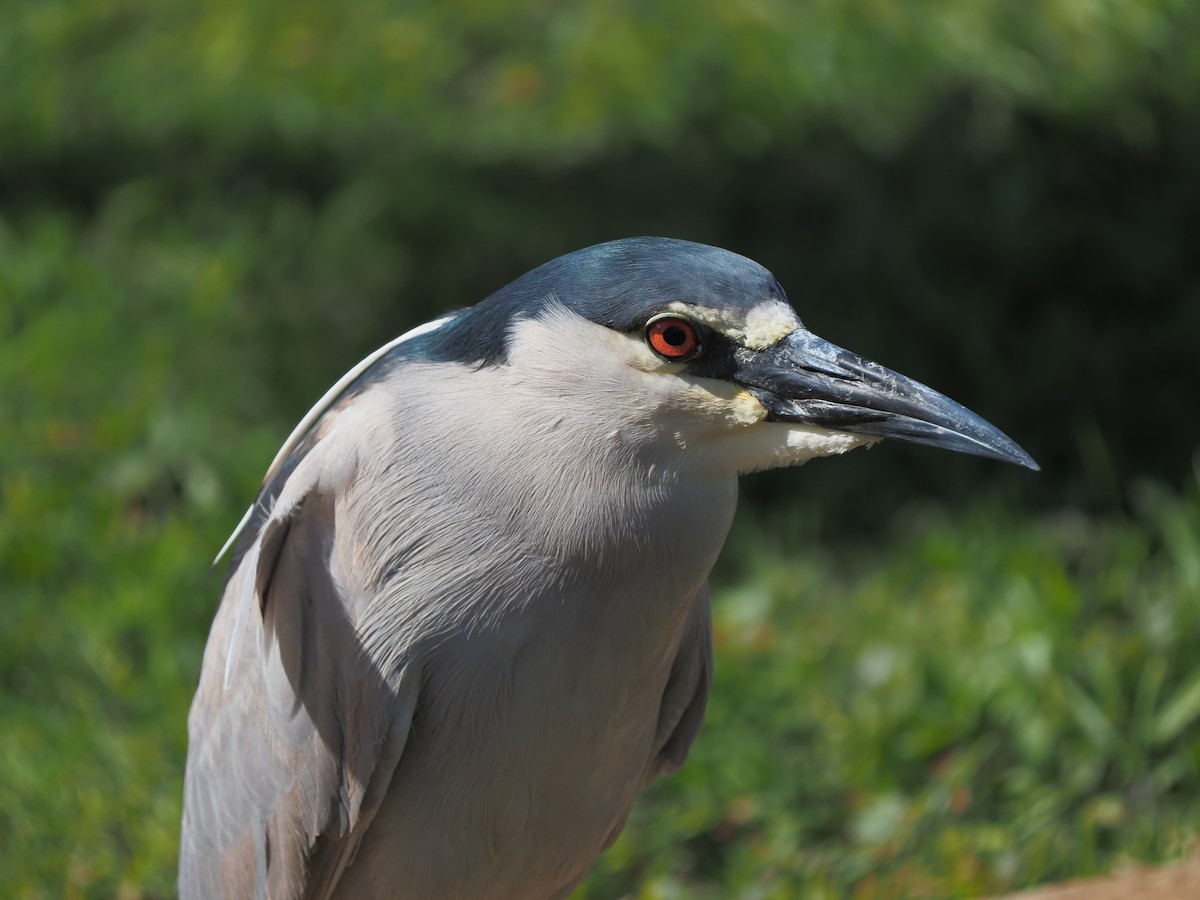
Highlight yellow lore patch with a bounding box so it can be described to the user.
[678,379,767,427]
[726,387,768,426]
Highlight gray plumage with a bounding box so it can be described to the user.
[181,238,1035,898]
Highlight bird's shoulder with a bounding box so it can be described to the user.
[182,428,422,899]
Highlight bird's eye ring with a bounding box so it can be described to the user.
[646,315,702,361]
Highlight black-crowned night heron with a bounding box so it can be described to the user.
[181,237,1036,899]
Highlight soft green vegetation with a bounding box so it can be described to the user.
[4,0,1200,896]
[588,481,1200,897]
[4,0,1195,161]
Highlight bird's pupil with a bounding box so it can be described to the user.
[663,326,686,346]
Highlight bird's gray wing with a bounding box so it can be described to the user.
[647,583,714,780]
[180,433,420,900]
[595,586,713,858]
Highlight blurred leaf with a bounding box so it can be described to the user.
[6,1,1200,896]
[1152,671,1200,745]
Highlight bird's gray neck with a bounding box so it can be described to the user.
[355,359,740,651]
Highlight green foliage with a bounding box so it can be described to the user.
[584,480,1200,897]
[3,0,1197,163]
[5,1,1200,896]
[1,205,260,897]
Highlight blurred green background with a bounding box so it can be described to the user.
[4,1,1200,896]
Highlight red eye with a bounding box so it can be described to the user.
[646,316,702,361]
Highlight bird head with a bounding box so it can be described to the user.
[217,237,1037,566]
[412,237,1037,478]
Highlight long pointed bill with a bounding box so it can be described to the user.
[733,330,1039,470]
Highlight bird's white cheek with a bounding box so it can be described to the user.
[659,383,766,451]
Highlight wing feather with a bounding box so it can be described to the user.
[649,584,714,780]
[181,450,420,899]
